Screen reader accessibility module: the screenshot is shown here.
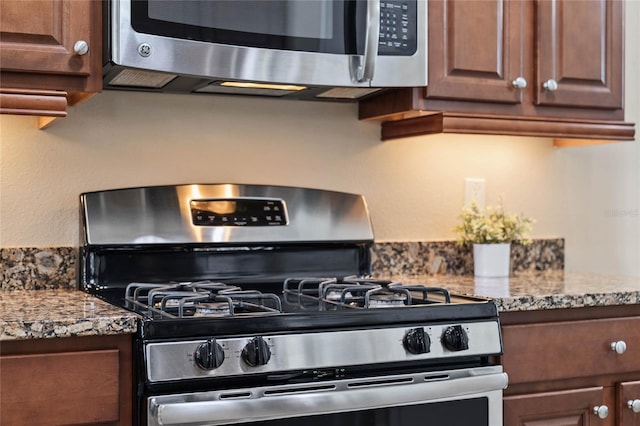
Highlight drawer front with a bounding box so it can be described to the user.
[0,349,120,425]
[502,316,640,385]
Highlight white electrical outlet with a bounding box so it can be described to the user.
[464,178,486,209]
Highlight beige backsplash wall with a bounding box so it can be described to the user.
[1,1,638,277]
[0,95,561,245]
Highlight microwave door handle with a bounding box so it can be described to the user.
[352,0,380,83]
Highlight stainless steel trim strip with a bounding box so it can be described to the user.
[145,321,502,382]
[148,367,508,425]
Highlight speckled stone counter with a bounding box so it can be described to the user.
[375,271,640,312]
[0,289,138,341]
[1,240,565,290]
[371,239,564,275]
[1,247,76,290]
[2,243,636,339]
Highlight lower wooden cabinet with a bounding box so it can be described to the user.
[505,383,640,426]
[0,334,133,426]
[501,306,640,426]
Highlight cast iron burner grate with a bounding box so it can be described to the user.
[125,281,283,319]
[283,277,452,309]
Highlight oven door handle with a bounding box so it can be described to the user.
[150,369,508,426]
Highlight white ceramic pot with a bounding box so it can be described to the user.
[473,243,511,277]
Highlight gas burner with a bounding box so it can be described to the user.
[365,293,408,308]
[194,302,232,317]
[125,281,282,319]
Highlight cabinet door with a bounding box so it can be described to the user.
[426,0,526,104]
[504,386,615,426]
[535,0,623,109]
[619,381,640,426]
[0,0,101,92]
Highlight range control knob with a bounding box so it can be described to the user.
[442,325,469,352]
[242,336,272,367]
[194,339,225,370]
[403,327,431,354]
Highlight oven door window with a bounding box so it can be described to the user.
[243,398,489,426]
[131,0,366,54]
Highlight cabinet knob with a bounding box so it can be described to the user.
[73,40,89,56]
[542,79,558,91]
[628,399,640,413]
[611,340,627,354]
[593,405,609,419]
[512,77,528,89]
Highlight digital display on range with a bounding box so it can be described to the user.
[190,198,287,226]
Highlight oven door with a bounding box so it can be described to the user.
[147,366,508,426]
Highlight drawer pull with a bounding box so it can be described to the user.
[593,405,609,419]
[629,399,640,413]
[611,340,627,354]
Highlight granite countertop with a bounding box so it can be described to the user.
[2,271,639,341]
[379,270,640,312]
[0,289,138,341]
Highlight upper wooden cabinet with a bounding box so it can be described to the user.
[426,0,527,105]
[535,0,623,110]
[0,0,102,123]
[359,0,635,142]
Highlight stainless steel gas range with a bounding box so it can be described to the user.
[78,184,508,426]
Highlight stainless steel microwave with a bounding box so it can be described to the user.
[103,0,427,100]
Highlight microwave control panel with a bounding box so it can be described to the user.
[190,198,288,227]
[379,1,417,55]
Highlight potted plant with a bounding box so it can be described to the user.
[453,200,534,277]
